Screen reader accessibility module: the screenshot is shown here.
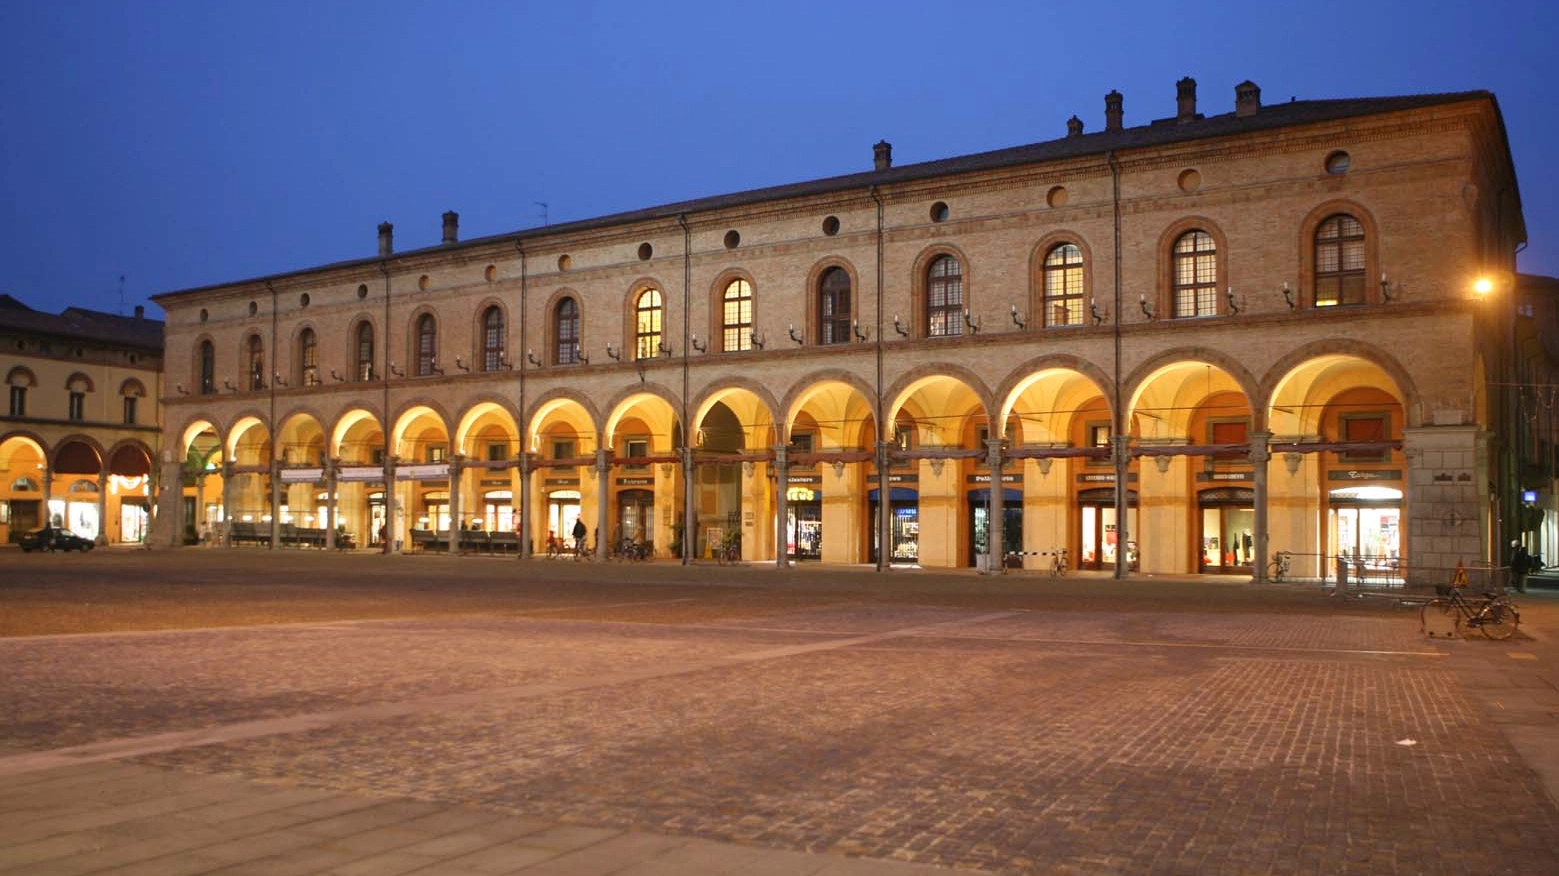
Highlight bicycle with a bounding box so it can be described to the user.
[615,538,650,561]
[1421,586,1520,640]
[715,532,741,565]
[1267,550,1292,583]
[1050,547,1068,577]
[545,534,564,560]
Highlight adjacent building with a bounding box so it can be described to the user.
[0,295,163,544]
[149,79,1536,581]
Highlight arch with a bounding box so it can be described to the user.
[178,418,223,458]
[226,415,272,465]
[783,372,879,451]
[330,409,385,460]
[454,398,523,454]
[1028,231,1095,329]
[603,384,684,446]
[1296,199,1382,307]
[0,430,48,457]
[105,439,153,477]
[691,382,778,450]
[390,404,453,462]
[1263,340,1420,431]
[803,256,862,346]
[1125,352,1259,438]
[275,411,327,467]
[624,280,667,360]
[1152,216,1229,320]
[5,366,37,387]
[51,435,105,473]
[119,377,147,397]
[780,369,879,430]
[884,364,996,427]
[909,243,973,339]
[65,372,94,393]
[526,389,602,450]
[997,358,1116,442]
[690,378,781,442]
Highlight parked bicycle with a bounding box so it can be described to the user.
[1421,586,1520,640]
[715,531,742,565]
[545,533,565,560]
[615,538,650,561]
[1050,547,1069,577]
[1267,550,1292,583]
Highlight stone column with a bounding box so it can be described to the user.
[774,444,789,568]
[325,458,339,549]
[1249,431,1272,583]
[384,455,399,554]
[449,454,464,554]
[879,436,891,573]
[986,437,1005,574]
[596,447,610,561]
[519,452,533,558]
[41,468,53,525]
[1112,435,1132,580]
[268,459,281,550]
[156,455,182,549]
[219,461,234,547]
[1404,425,1488,583]
[682,445,696,565]
[96,470,108,545]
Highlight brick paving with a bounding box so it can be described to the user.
[0,550,1557,874]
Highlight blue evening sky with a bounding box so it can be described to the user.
[1,0,1554,317]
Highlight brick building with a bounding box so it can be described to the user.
[0,296,163,545]
[149,79,1536,581]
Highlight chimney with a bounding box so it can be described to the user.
[442,211,459,245]
[1235,80,1261,117]
[1066,115,1083,138]
[1176,76,1197,122]
[873,140,892,171]
[1104,90,1123,132]
[134,305,144,320]
[377,221,394,256]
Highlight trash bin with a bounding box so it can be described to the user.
[1335,555,1349,589]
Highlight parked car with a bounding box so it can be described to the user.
[19,527,94,553]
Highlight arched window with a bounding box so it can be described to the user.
[818,268,851,345]
[481,306,505,371]
[634,289,663,359]
[246,334,264,391]
[926,255,963,337]
[415,314,437,376]
[199,340,215,395]
[298,328,319,386]
[1314,214,1366,307]
[354,322,375,381]
[555,298,580,364]
[1171,230,1217,318]
[722,279,752,352]
[1043,244,1085,327]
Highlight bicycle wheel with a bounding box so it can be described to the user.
[1479,600,1519,641]
[1420,599,1460,636]
[1267,561,1284,582]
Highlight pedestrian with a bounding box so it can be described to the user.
[572,517,587,557]
[1510,540,1532,593]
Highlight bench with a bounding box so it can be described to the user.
[408,529,439,552]
[228,521,270,546]
[280,525,327,549]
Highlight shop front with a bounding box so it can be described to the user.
[868,486,919,565]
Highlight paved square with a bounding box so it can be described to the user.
[1,551,1557,874]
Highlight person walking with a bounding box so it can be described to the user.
[572,517,588,559]
[1510,540,1532,593]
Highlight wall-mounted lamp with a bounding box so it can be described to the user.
[330,369,345,382]
[526,349,542,367]
[1282,281,1296,310]
[606,343,621,361]
[963,309,980,333]
[1009,304,1026,330]
[272,373,288,388]
[496,353,511,370]
[428,359,444,375]
[750,332,765,350]
[1380,273,1395,303]
[691,334,707,353]
[223,379,237,392]
[788,324,803,345]
[893,314,909,337]
[658,340,673,357]
[175,383,190,395]
[1139,294,1155,320]
[1090,298,1106,326]
[853,319,868,342]
[388,362,405,377]
[1226,286,1240,316]
[574,344,589,365]
[454,356,471,372]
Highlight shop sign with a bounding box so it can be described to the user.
[338,466,383,483]
[397,463,449,481]
[967,473,1022,484]
[280,467,324,483]
[1327,470,1401,481]
[616,477,654,486]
